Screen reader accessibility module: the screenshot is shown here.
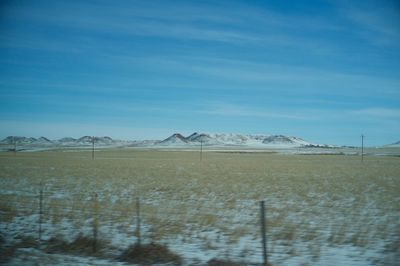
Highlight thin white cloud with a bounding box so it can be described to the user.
[0,0,342,50]
[338,0,400,45]
[354,108,400,118]
[201,102,400,124]
[142,56,400,96]
[200,102,308,120]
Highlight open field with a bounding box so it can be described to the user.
[1,149,399,265]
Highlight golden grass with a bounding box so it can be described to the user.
[0,149,399,259]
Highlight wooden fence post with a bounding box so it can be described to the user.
[93,193,99,253]
[38,183,43,246]
[136,197,141,246]
[260,200,268,266]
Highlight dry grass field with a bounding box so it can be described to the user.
[0,149,399,265]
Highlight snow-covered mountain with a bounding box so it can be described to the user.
[262,135,309,146]
[0,133,335,150]
[156,132,313,147]
[57,137,77,144]
[158,133,188,145]
[75,136,115,145]
[1,136,38,144]
[37,137,52,143]
[0,136,121,146]
[386,140,400,147]
[76,136,93,144]
[210,133,264,145]
[187,133,222,145]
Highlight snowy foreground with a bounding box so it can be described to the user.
[0,150,399,265]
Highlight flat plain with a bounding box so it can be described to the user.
[0,149,399,265]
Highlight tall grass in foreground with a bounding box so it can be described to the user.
[0,150,399,264]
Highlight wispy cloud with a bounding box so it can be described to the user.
[201,102,400,126]
[0,0,342,51]
[200,102,309,120]
[1,0,399,146]
[338,0,400,45]
[354,108,400,118]
[142,56,400,96]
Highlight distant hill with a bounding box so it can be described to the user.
[157,132,315,148]
[386,140,400,147]
[0,133,338,150]
[0,136,121,146]
[1,136,37,144]
[158,133,188,145]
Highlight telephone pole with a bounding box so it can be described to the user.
[361,134,364,162]
[200,140,203,162]
[13,136,17,155]
[92,136,95,160]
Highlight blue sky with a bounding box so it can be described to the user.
[0,0,399,146]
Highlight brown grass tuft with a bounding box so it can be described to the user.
[207,258,267,266]
[206,258,241,266]
[119,242,182,265]
[0,234,15,264]
[44,234,109,256]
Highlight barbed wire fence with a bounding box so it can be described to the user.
[1,185,399,265]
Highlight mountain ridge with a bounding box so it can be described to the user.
[0,136,120,145]
[2,133,397,148]
[157,132,314,147]
[386,140,400,147]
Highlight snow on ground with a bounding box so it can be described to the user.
[0,150,399,265]
[1,192,398,265]
[5,248,129,266]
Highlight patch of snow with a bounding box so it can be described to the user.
[6,248,129,266]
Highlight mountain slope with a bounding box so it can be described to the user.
[187,132,221,144]
[386,140,400,147]
[158,133,188,145]
[1,136,119,146]
[1,136,37,144]
[157,132,312,147]
[0,133,331,149]
[262,135,309,146]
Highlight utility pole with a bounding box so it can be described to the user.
[92,193,98,253]
[92,136,95,160]
[200,140,203,162]
[13,136,17,155]
[361,135,364,162]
